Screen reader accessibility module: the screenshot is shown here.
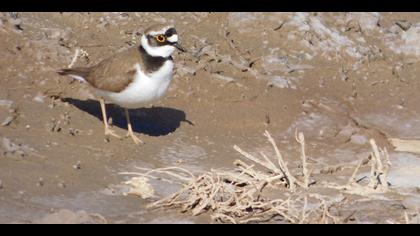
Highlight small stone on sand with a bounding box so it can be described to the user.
[73,161,81,170]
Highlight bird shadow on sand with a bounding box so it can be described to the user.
[61,98,193,137]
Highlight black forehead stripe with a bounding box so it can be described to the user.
[165,28,177,37]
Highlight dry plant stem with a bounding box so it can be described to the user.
[264,130,297,191]
[136,166,195,182]
[260,151,281,173]
[269,197,300,222]
[323,139,391,196]
[370,139,383,188]
[381,148,391,188]
[212,213,237,224]
[404,211,410,224]
[68,48,80,68]
[148,183,193,208]
[320,200,328,224]
[347,159,364,185]
[124,131,391,224]
[271,208,297,223]
[369,152,377,188]
[239,217,266,224]
[300,196,308,224]
[120,166,195,185]
[233,146,281,175]
[314,156,370,175]
[232,158,286,186]
[192,175,221,216]
[295,130,309,188]
[369,139,391,190]
[119,171,184,185]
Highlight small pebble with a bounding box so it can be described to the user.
[395,20,412,31]
[73,161,81,170]
[120,13,129,18]
[1,116,16,127]
[61,112,71,125]
[48,118,62,132]
[58,182,66,189]
[68,128,79,136]
[25,125,30,129]
[0,179,3,189]
[37,178,44,187]
[9,12,19,19]
[33,93,45,103]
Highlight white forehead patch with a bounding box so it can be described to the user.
[147,25,174,36]
[167,35,178,43]
[148,30,165,36]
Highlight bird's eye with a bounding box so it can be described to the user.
[156,35,166,43]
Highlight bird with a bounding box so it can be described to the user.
[57,24,186,144]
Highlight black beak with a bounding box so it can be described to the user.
[173,42,186,52]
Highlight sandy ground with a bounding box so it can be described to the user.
[1,12,420,223]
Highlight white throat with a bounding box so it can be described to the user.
[141,35,175,58]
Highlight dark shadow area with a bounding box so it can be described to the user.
[61,98,193,136]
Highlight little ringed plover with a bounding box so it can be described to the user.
[58,24,185,144]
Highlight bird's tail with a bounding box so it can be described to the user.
[57,68,90,82]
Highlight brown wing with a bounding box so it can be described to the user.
[84,47,141,93]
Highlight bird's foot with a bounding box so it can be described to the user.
[104,128,122,141]
[125,130,144,145]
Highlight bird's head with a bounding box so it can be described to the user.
[141,24,186,58]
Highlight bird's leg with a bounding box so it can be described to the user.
[99,98,121,139]
[124,108,144,144]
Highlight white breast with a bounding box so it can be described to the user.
[96,60,174,109]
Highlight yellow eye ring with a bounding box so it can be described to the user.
[156,35,166,43]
